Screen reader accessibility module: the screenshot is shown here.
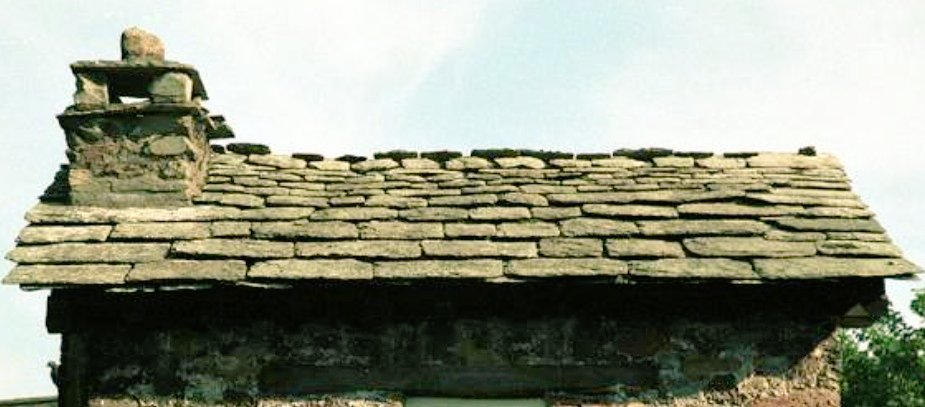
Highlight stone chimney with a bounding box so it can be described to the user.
[56,27,233,207]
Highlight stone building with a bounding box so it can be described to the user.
[3,28,920,407]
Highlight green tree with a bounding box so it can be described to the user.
[838,291,925,407]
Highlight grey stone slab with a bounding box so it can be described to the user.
[25,204,240,223]
[209,221,251,237]
[358,221,444,239]
[252,221,358,239]
[538,238,603,257]
[753,257,919,278]
[804,207,873,218]
[629,259,758,279]
[746,153,841,169]
[560,218,638,237]
[531,207,581,220]
[373,260,503,279]
[352,159,399,172]
[219,193,265,208]
[653,156,694,167]
[429,194,498,206]
[2,264,129,285]
[745,193,864,208]
[388,188,462,197]
[310,207,398,221]
[127,260,247,282]
[677,203,803,217]
[500,192,549,206]
[172,239,293,259]
[495,156,546,169]
[444,223,497,238]
[110,222,210,240]
[764,230,826,242]
[296,241,421,259]
[582,204,678,218]
[469,207,532,220]
[519,185,577,194]
[816,240,902,257]
[637,220,769,236]
[401,158,440,169]
[548,190,745,204]
[695,157,746,169]
[421,240,537,258]
[445,157,493,170]
[17,225,112,244]
[591,158,649,168]
[250,259,373,280]
[7,243,169,264]
[309,160,351,171]
[683,237,817,257]
[770,217,884,233]
[364,195,427,209]
[606,239,684,258]
[266,195,330,208]
[399,208,469,221]
[496,222,560,238]
[506,258,627,277]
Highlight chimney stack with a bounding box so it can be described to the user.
[56,27,232,207]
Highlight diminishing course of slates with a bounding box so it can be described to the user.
[4,151,919,286]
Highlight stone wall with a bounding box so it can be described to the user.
[48,282,867,406]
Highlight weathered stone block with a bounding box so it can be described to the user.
[246,154,308,169]
[172,239,293,259]
[9,242,170,264]
[506,258,627,277]
[560,218,638,237]
[352,159,399,172]
[496,222,560,238]
[311,207,397,221]
[770,217,884,233]
[26,204,241,224]
[653,156,694,167]
[399,208,469,221]
[538,238,602,257]
[531,207,581,220]
[746,153,840,169]
[250,259,373,280]
[677,203,803,217]
[804,206,873,218]
[127,260,247,282]
[110,222,210,240]
[826,232,888,242]
[121,26,165,61]
[754,257,918,278]
[495,156,546,169]
[17,225,112,244]
[444,223,497,238]
[470,207,532,220]
[252,221,358,239]
[500,192,548,206]
[421,240,537,258]
[430,194,498,206]
[266,195,330,208]
[445,156,492,170]
[2,264,129,285]
[764,230,826,242]
[73,73,108,107]
[358,221,443,239]
[606,239,684,258]
[630,258,757,279]
[374,260,503,278]
[210,221,251,237]
[147,136,188,156]
[148,72,193,103]
[219,193,265,208]
[696,156,745,169]
[296,241,421,259]
[582,204,678,218]
[637,220,769,236]
[683,237,816,257]
[309,160,351,171]
[240,207,316,220]
[816,240,901,257]
[364,195,427,209]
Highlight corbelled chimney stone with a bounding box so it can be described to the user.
[56,28,233,207]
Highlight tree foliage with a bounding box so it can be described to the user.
[838,291,925,407]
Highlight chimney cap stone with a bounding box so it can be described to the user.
[121,27,165,62]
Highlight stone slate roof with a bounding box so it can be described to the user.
[4,149,919,288]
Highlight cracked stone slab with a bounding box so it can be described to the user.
[399,208,469,221]
[7,243,169,264]
[753,257,919,278]
[373,260,503,279]
[629,259,758,279]
[506,258,627,277]
[683,237,817,257]
[3,264,129,285]
[250,259,373,280]
[127,260,247,282]
[17,225,112,244]
[769,217,884,233]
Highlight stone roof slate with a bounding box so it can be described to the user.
[4,150,920,288]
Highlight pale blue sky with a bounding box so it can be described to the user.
[1,1,924,398]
